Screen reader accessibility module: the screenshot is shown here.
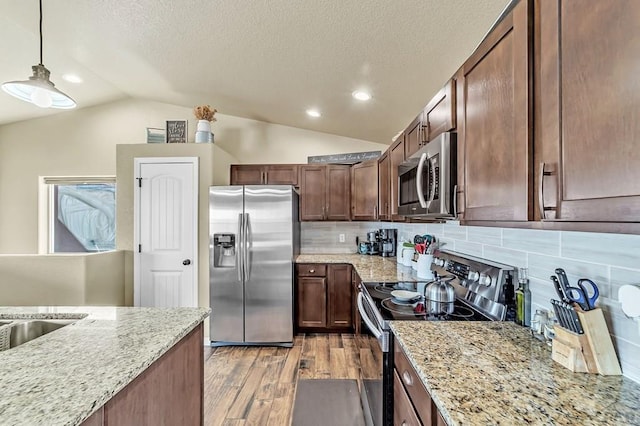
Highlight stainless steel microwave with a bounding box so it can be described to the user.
[397,132,456,218]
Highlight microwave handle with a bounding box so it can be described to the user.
[416,152,428,208]
[427,158,437,206]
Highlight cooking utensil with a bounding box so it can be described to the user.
[554,268,572,296]
[550,275,569,303]
[567,303,584,334]
[551,300,565,329]
[576,279,600,310]
[424,277,455,315]
[391,290,421,302]
[555,268,596,311]
[413,235,425,244]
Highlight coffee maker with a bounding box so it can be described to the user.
[379,228,397,257]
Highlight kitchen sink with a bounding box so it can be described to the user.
[1,319,76,350]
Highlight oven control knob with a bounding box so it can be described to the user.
[467,271,480,282]
[434,258,445,267]
[479,273,492,287]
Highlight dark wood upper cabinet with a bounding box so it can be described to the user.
[404,114,426,159]
[299,164,351,221]
[265,165,299,185]
[230,164,298,186]
[230,165,264,185]
[351,159,379,220]
[536,0,640,222]
[425,79,456,142]
[378,152,391,221]
[326,165,351,220]
[389,136,405,221]
[460,0,533,221]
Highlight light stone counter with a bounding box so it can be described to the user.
[0,306,210,426]
[296,254,422,282]
[390,321,640,425]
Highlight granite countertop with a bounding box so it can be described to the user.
[296,253,423,282]
[390,321,640,425]
[0,306,210,426]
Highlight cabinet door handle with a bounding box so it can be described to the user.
[322,206,326,219]
[402,370,413,386]
[374,205,378,219]
[538,162,556,219]
[453,184,458,218]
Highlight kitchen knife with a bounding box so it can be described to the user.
[551,300,565,330]
[555,268,573,299]
[550,275,569,303]
[568,304,584,334]
[558,300,573,332]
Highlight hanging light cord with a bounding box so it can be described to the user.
[40,0,42,65]
[39,0,43,65]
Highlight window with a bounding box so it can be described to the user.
[40,177,116,253]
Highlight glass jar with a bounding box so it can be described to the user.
[531,309,548,335]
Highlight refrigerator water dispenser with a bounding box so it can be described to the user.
[213,233,236,268]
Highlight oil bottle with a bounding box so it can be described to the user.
[515,268,531,326]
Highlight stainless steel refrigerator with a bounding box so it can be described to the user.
[209,185,299,346]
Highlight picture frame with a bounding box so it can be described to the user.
[165,120,188,143]
[146,127,166,144]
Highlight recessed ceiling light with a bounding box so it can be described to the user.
[62,74,83,84]
[352,90,371,101]
[306,109,321,118]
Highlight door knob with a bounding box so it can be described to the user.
[182,259,191,265]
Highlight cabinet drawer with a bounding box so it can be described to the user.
[393,369,422,426]
[394,340,432,425]
[296,264,327,277]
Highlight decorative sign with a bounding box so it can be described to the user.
[307,151,382,165]
[166,120,188,143]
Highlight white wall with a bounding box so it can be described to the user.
[301,221,640,383]
[0,97,387,254]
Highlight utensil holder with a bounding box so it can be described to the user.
[551,308,622,375]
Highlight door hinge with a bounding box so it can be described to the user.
[137,177,142,187]
[138,244,142,253]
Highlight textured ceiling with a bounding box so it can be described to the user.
[0,0,510,144]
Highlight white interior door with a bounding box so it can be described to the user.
[135,158,198,307]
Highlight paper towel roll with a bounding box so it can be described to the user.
[618,284,640,318]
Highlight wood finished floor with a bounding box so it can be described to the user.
[203,333,382,426]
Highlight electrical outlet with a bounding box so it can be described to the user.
[339,233,345,243]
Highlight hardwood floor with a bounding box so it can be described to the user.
[203,333,382,426]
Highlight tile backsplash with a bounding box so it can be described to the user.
[301,221,640,383]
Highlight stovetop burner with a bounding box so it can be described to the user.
[381,297,477,321]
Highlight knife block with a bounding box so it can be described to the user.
[551,308,622,375]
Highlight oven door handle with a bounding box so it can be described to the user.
[357,292,383,339]
[416,152,428,208]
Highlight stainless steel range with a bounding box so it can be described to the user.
[356,250,516,426]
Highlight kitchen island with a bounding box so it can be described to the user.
[0,306,210,426]
[390,321,640,425]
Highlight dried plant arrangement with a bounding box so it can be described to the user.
[193,105,217,122]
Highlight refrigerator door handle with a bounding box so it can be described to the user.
[237,213,244,282]
[244,213,253,281]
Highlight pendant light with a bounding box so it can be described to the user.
[2,0,76,109]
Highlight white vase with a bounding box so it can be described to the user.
[195,120,213,143]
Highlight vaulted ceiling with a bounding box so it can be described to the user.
[0,0,510,144]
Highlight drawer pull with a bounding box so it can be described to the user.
[401,422,407,426]
[402,370,413,386]
[309,269,315,273]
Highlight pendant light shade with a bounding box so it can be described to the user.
[1,0,76,109]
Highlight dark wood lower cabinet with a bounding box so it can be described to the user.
[296,264,352,332]
[81,324,204,426]
[394,337,447,426]
[297,276,328,328]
